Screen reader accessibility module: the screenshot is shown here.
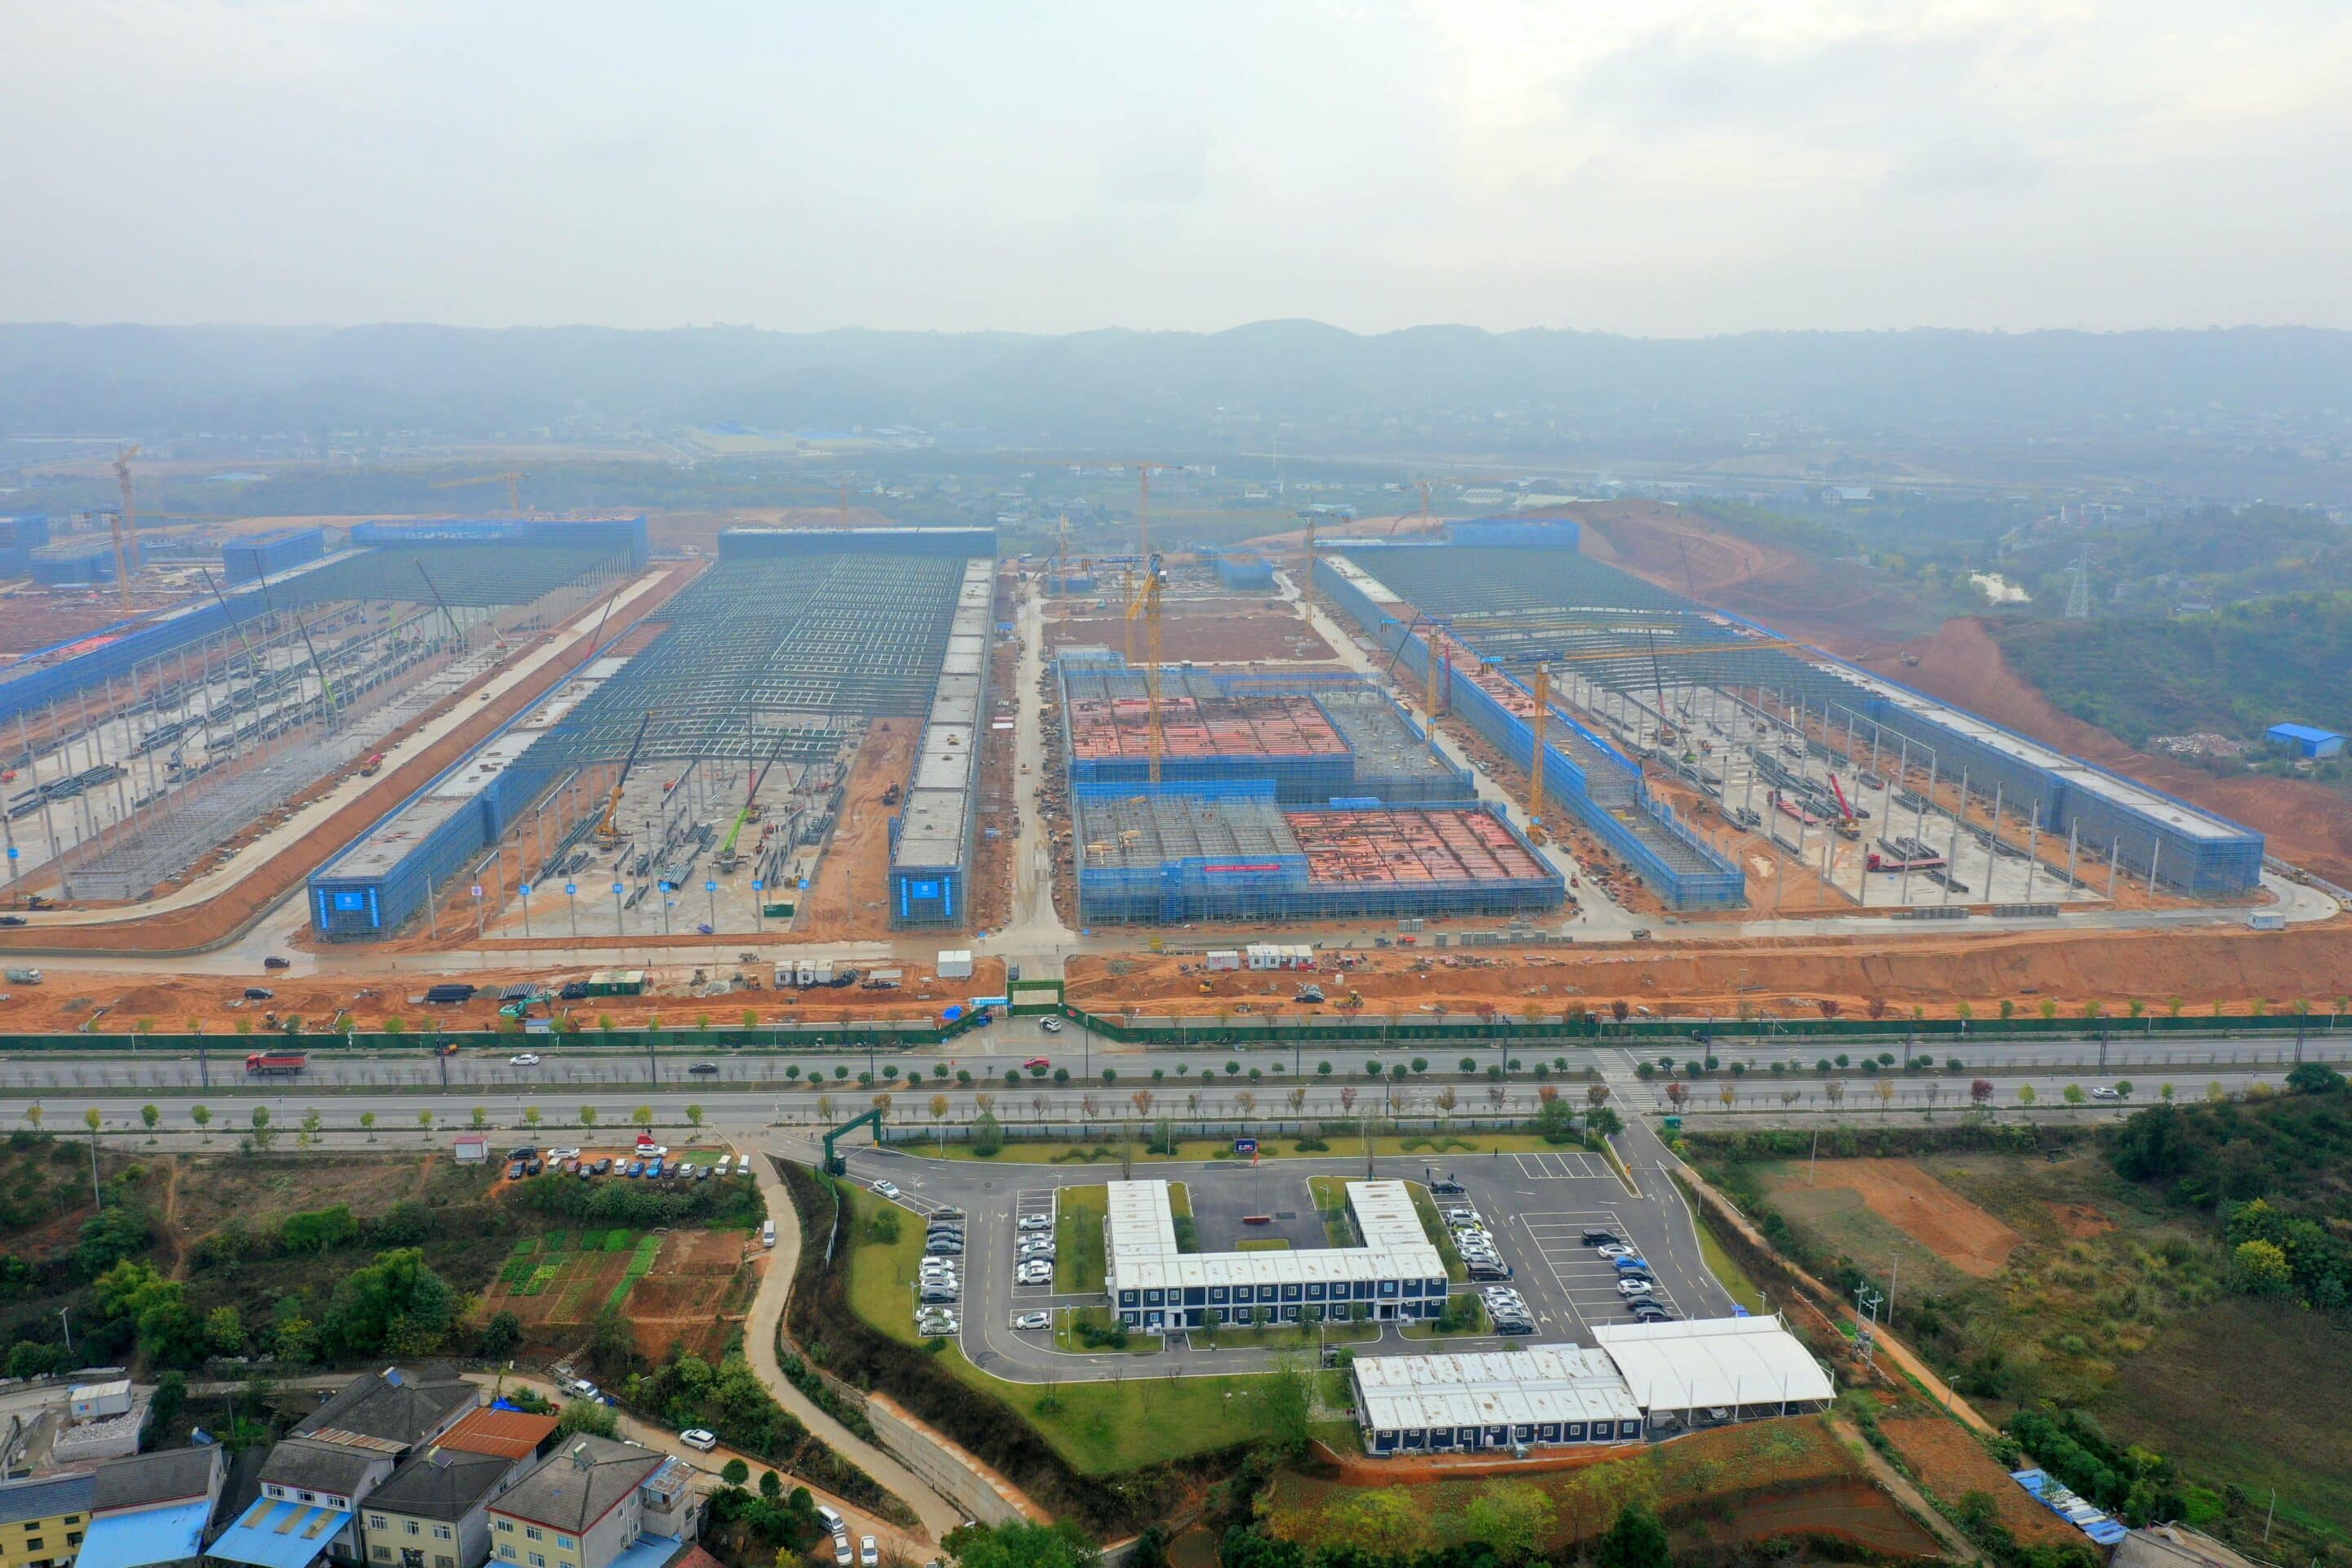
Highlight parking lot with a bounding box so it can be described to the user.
[840,1135,1738,1380]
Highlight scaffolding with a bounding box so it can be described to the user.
[1073,781,1561,924]
[1058,661,1473,804]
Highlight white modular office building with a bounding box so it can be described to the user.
[1104,1178,1447,1330]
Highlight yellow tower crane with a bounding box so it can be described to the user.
[1125,551,1167,783]
[427,470,528,514]
[105,444,143,610]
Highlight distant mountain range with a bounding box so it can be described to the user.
[5,320,2350,457]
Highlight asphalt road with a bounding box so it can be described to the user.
[6,1025,2337,1094]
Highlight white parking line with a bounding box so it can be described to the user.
[1519,1209,1683,1326]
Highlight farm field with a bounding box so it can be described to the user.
[483,1224,760,1359]
[1703,1141,2352,1541]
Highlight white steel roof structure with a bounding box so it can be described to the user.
[1352,1347,1640,1434]
[1590,1315,1833,1411]
[1105,1178,1443,1294]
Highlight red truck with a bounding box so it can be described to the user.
[244,1049,308,1076]
[359,753,385,777]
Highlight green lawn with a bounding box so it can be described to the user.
[911,1130,1582,1163]
[1670,1174,1769,1312]
[1194,1316,1379,1350]
[1236,1236,1291,1252]
[1167,1181,1192,1219]
[1307,1176,1358,1247]
[844,1186,946,1346]
[1053,1305,1160,1356]
[1055,1183,1107,1293]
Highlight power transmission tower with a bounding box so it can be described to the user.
[2064,546,2091,619]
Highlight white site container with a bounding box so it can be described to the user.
[1206,950,1242,972]
[938,950,975,978]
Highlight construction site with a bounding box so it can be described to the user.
[310,524,998,943]
[1312,521,2266,914]
[2,512,646,909]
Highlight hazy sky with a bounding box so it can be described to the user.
[10,0,2351,335]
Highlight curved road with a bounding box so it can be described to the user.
[740,1140,969,1541]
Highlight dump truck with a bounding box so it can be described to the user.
[2,967,42,986]
[244,1049,308,1076]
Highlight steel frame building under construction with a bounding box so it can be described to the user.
[308,525,997,939]
[1316,524,2261,901]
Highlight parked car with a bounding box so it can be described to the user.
[831,1537,853,1568]
[1429,1178,1466,1195]
[1615,1278,1655,1297]
[263,955,291,969]
[592,1157,612,1174]
[874,1179,900,1199]
[1597,1243,1636,1259]
[1015,1261,1053,1285]
[1018,1213,1053,1231]
[1039,1017,1065,1034]
[1581,1228,1621,1246]
[1630,1302,1674,1321]
[1013,1311,1052,1330]
[679,1429,718,1451]
[860,1537,879,1568]
[505,1161,525,1179]
[625,1160,645,1178]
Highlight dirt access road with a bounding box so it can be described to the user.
[1579,501,2352,888]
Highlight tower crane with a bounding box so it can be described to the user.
[1391,477,1453,536]
[597,712,655,840]
[427,470,528,514]
[107,444,142,609]
[1125,551,1167,784]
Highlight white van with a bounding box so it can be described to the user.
[760,1219,777,1249]
[815,1505,845,1535]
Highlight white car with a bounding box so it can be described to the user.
[2090,1086,2121,1101]
[832,1538,853,1568]
[916,1315,959,1336]
[1615,1278,1655,1297]
[636,1144,668,1160]
[1039,1017,1065,1034]
[874,1179,900,1199]
[1018,1214,1053,1232]
[1013,1311,1052,1330]
[509,1053,542,1067]
[1596,1243,1637,1259]
[1015,1261,1054,1284]
[679,1428,718,1452]
[860,1536,879,1568]
[547,1147,582,1162]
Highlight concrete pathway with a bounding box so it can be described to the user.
[742,1141,971,1541]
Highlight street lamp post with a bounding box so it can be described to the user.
[566,882,578,939]
[519,882,532,942]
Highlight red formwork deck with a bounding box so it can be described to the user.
[1067,693,1348,760]
[1282,805,1548,886]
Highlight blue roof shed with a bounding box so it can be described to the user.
[2266,723,2345,759]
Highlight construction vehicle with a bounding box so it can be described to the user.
[1866,837,1948,872]
[881,782,902,808]
[359,752,386,777]
[1900,650,1921,667]
[1767,790,1822,827]
[244,1049,307,1076]
[1825,773,1864,840]
[597,712,654,843]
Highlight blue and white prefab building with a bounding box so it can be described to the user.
[1106,1178,1448,1330]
